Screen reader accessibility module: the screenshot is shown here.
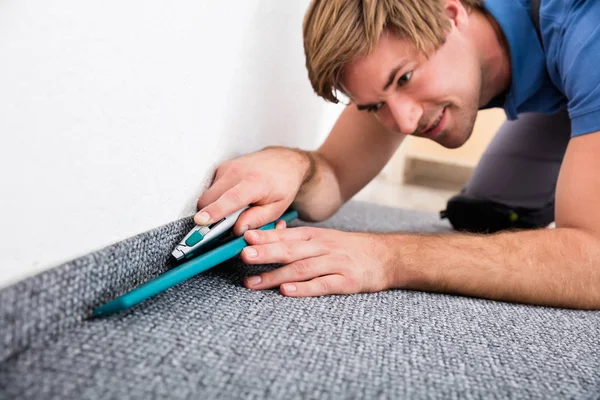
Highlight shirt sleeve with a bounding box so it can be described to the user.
[557,3,600,137]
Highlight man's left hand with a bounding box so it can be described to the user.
[241,223,396,297]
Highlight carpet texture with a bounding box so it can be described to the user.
[1,201,599,399]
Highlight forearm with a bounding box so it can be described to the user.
[292,150,344,221]
[291,105,404,221]
[388,227,600,309]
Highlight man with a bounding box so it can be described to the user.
[194,0,600,309]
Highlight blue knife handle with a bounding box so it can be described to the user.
[92,209,299,317]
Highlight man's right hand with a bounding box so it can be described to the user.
[195,146,312,236]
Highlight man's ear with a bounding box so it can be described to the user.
[445,0,469,31]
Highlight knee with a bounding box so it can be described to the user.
[440,193,555,234]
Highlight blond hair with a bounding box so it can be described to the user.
[303,0,483,103]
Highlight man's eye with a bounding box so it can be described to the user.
[397,71,413,86]
[367,103,383,113]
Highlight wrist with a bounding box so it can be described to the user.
[380,234,426,290]
[370,233,403,290]
[263,146,316,186]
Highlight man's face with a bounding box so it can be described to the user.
[340,17,482,148]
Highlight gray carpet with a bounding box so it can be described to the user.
[1,201,599,399]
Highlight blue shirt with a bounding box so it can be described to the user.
[482,0,600,137]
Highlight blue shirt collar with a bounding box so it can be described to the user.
[482,0,547,117]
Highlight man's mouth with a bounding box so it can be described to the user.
[419,107,447,138]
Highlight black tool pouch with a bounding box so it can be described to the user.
[439,194,555,234]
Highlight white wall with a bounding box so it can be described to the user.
[0,0,344,288]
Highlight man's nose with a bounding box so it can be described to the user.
[385,94,423,135]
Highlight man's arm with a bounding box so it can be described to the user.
[292,104,405,221]
[389,132,600,310]
[195,104,401,234]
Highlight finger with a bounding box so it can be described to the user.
[232,202,286,236]
[244,226,316,245]
[196,175,237,211]
[243,254,328,290]
[195,180,265,225]
[241,239,325,266]
[281,274,350,297]
[275,220,287,229]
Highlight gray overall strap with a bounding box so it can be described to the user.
[530,0,543,47]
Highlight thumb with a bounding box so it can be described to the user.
[233,202,288,236]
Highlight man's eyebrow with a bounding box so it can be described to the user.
[355,61,408,111]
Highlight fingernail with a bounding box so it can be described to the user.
[240,225,249,234]
[246,230,259,240]
[247,275,261,285]
[244,247,258,258]
[283,284,297,293]
[196,212,210,225]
